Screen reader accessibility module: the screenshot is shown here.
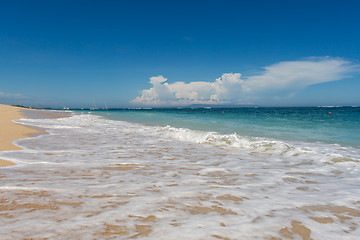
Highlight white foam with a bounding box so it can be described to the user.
[0,113,359,239]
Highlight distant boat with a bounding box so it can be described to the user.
[90,102,98,110]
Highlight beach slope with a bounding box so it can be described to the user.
[0,104,43,167]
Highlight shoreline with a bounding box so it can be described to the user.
[0,106,359,239]
[0,104,70,167]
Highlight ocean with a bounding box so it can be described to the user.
[1,107,359,239]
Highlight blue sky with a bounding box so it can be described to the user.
[1,0,359,108]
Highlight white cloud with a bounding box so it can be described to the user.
[0,91,26,99]
[243,58,356,92]
[131,57,358,106]
[132,74,244,105]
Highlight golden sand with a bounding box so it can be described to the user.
[0,104,45,166]
[0,104,70,167]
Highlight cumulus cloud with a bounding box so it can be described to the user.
[132,74,245,105]
[131,57,358,106]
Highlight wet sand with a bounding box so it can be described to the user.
[1,106,359,239]
[0,104,70,167]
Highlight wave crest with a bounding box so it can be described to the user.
[158,125,294,153]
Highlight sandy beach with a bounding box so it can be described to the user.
[0,106,359,239]
[0,104,43,167]
[0,104,69,167]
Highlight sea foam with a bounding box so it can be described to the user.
[0,113,359,239]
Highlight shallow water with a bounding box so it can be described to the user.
[94,107,360,147]
[0,112,360,239]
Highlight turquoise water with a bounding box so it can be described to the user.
[2,107,360,238]
[89,107,360,147]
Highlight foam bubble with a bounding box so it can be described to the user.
[0,114,359,239]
